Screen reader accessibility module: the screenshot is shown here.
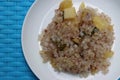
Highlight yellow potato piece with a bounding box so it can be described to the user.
[72,38,80,44]
[104,51,114,58]
[80,2,85,10]
[93,16,108,30]
[64,7,76,20]
[59,0,73,10]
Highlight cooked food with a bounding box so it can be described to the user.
[64,7,76,20]
[59,0,73,10]
[39,0,114,77]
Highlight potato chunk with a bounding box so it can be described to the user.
[93,16,108,30]
[59,0,73,10]
[64,7,76,20]
[104,51,114,58]
[72,38,80,44]
[80,2,85,10]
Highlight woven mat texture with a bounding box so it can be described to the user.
[0,0,38,79]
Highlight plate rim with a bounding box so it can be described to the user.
[21,0,39,79]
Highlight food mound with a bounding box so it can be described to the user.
[39,0,114,77]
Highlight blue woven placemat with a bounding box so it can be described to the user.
[0,0,38,80]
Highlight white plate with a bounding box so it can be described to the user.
[22,0,120,80]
